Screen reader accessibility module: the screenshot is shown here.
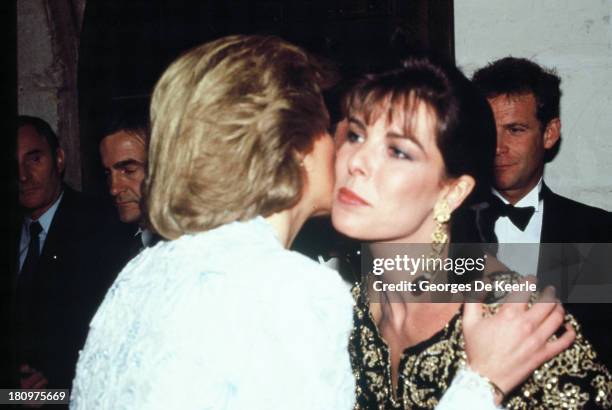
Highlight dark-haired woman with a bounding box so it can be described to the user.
[332,58,611,409]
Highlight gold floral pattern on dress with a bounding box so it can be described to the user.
[350,283,612,410]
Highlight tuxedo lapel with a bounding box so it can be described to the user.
[539,183,558,243]
[537,183,562,286]
[537,184,584,297]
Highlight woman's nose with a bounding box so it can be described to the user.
[347,143,370,177]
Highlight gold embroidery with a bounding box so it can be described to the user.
[350,283,612,409]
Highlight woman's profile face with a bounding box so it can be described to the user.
[331,101,448,243]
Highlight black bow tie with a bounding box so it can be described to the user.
[487,196,535,231]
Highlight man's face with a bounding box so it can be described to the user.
[17,125,64,220]
[489,93,559,203]
[100,130,146,223]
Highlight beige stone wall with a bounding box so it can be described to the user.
[17,0,85,189]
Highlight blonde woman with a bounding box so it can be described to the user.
[72,37,576,409]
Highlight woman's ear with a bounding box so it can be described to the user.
[443,175,475,212]
[299,150,311,175]
[300,131,329,175]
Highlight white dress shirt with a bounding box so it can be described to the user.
[134,227,155,249]
[492,179,543,276]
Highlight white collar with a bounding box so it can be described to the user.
[26,190,64,234]
[135,227,155,248]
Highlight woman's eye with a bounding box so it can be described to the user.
[389,146,411,160]
[347,131,363,143]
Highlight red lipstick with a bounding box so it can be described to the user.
[337,187,370,206]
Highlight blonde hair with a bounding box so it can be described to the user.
[145,35,333,239]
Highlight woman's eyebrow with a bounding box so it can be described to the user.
[347,116,366,130]
[386,131,424,151]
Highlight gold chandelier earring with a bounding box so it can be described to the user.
[432,199,451,254]
[414,200,451,292]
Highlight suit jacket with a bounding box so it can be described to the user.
[452,183,612,368]
[9,186,135,390]
[539,185,612,369]
[539,184,612,243]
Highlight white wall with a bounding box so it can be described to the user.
[456,0,612,211]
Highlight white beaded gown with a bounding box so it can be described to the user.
[71,217,502,410]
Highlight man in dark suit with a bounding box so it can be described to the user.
[12,116,133,395]
[453,57,612,367]
[99,101,159,254]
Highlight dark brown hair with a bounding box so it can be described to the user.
[343,57,496,198]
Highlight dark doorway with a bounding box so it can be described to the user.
[79,0,454,193]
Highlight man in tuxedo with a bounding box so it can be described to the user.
[99,102,158,253]
[454,57,612,366]
[12,116,133,394]
[471,57,611,244]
